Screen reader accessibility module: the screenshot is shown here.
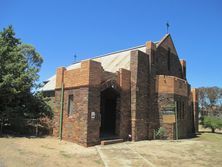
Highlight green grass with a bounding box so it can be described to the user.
[197,132,222,143]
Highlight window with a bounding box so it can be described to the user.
[167,48,171,71]
[182,101,185,119]
[183,66,186,78]
[179,101,181,119]
[176,100,182,120]
[151,53,155,64]
[68,95,74,116]
[190,103,193,120]
[176,101,179,119]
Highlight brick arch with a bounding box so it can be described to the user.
[100,79,121,139]
[100,79,121,93]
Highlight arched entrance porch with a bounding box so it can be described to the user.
[100,80,120,139]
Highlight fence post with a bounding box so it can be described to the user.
[175,101,178,140]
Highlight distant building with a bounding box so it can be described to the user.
[42,34,198,146]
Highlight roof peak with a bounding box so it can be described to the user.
[156,33,171,48]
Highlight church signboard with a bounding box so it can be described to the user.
[161,102,176,123]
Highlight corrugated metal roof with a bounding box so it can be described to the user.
[42,45,146,91]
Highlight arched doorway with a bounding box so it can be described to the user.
[100,87,119,139]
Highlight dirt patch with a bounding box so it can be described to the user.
[0,137,103,167]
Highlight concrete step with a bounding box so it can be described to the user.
[101,138,124,145]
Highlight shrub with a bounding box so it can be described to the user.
[203,116,222,133]
[155,127,166,139]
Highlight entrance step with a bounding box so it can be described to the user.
[101,138,124,145]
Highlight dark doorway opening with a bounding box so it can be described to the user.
[100,87,119,139]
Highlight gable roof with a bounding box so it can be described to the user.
[42,34,176,92]
[42,45,147,91]
[156,34,178,55]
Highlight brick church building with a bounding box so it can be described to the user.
[42,34,198,146]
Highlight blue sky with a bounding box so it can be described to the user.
[1,0,222,88]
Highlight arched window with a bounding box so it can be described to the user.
[167,48,171,71]
[68,95,74,116]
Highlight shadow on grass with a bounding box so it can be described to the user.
[192,131,222,143]
[198,131,222,135]
[177,131,222,141]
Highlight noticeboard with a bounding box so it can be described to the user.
[161,102,176,115]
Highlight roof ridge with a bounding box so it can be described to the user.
[95,44,145,58]
[70,44,146,65]
[156,33,170,48]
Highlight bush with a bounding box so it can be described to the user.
[155,127,166,139]
[202,116,222,133]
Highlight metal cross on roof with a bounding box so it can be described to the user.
[74,54,77,63]
[166,22,170,34]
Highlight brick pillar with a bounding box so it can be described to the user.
[180,60,186,80]
[119,68,131,139]
[53,67,66,138]
[86,60,102,146]
[191,88,198,133]
[56,67,66,89]
[146,41,156,68]
[53,61,102,146]
[146,41,159,139]
[130,50,149,141]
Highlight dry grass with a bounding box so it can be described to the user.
[0,131,222,167]
[0,137,103,167]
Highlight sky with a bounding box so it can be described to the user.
[0,0,222,88]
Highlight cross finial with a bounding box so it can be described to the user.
[74,54,77,63]
[166,22,170,34]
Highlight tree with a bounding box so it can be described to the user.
[0,26,52,134]
[155,127,166,139]
[198,87,208,116]
[198,87,222,117]
[202,116,222,133]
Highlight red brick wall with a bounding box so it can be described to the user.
[56,60,102,90]
[162,123,175,139]
[154,37,184,80]
[53,60,102,146]
[156,75,188,96]
[130,50,149,141]
[118,68,131,139]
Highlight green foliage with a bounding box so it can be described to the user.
[0,26,52,134]
[202,116,222,133]
[155,127,166,139]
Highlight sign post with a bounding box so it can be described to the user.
[161,101,178,140]
[175,101,178,140]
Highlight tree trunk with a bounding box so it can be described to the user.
[212,128,215,133]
